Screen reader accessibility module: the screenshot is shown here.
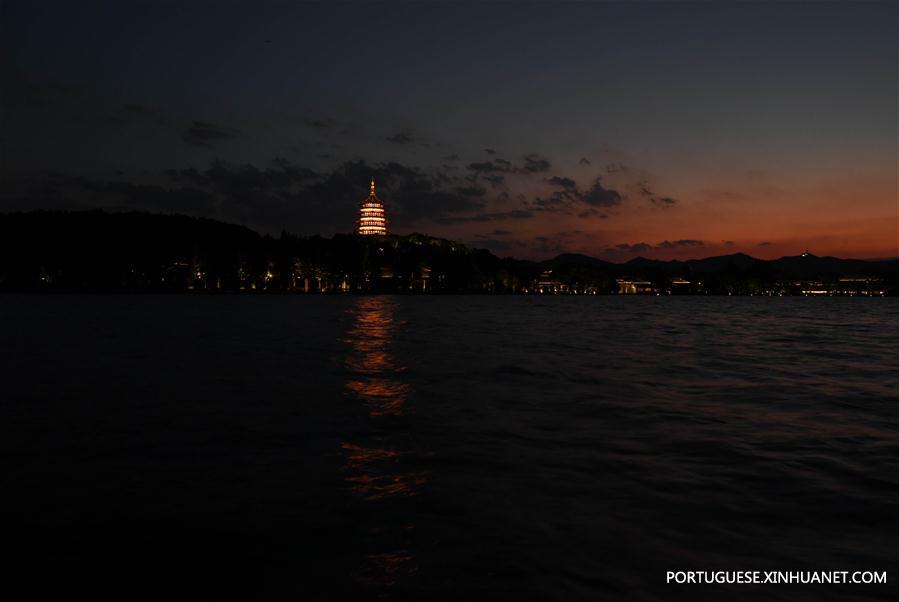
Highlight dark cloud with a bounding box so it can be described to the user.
[522,153,551,173]
[19,157,487,232]
[617,242,652,253]
[603,239,705,258]
[532,195,568,211]
[436,209,533,224]
[757,241,773,247]
[656,239,704,249]
[601,242,652,258]
[468,154,550,176]
[468,161,501,173]
[6,172,218,215]
[182,121,240,147]
[535,175,622,215]
[547,176,577,191]
[166,159,319,190]
[577,208,607,219]
[723,240,735,246]
[444,153,460,161]
[7,140,662,246]
[303,160,487,225]
[454,185,487,197]
[579,157,591,166]
[79,180,218,214]
[605,162,628,174]
[639,183,678,207]
[482,174,505,187]
[432,170,454,186]
[485,148,497,155]
[581,178,622,207]
[385,130,415,144]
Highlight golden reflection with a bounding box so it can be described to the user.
[340,441,426,501]
[343,297,411,416]
[352,551,416,587]
[340,297,423,589]
[340,442,401,467]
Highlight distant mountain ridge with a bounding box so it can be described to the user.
[540,251,897,278]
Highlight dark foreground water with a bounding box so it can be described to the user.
[2,295,898,601]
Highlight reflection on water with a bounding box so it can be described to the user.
[352,551,416,588]
[5,295,898,600]
[343,296,411,417]
[340,442,426,501]
[340,297,425,591]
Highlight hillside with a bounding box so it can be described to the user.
[1,211,896,294]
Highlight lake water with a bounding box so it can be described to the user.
[3,295,898,600]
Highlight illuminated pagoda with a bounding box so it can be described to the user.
[357,177,388,236]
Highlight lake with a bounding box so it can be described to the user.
[3,295,897,600]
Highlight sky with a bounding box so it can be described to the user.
[1,0,896,261]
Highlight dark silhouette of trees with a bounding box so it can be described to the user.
[1,210,896,295]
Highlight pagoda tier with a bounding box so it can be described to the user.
[358,177,387,236]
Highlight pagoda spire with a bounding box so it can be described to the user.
[358,176,387,236]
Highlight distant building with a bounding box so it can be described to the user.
[617,278,656,294]
[781,276,887,296]
[358,177,387,235]
[535,269,567,294]
[669,278,694,294]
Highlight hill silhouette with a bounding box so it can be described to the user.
[1,210,896,294]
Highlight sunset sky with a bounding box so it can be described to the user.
[1,0,896,260]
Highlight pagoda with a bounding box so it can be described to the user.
[357,177,387,236]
